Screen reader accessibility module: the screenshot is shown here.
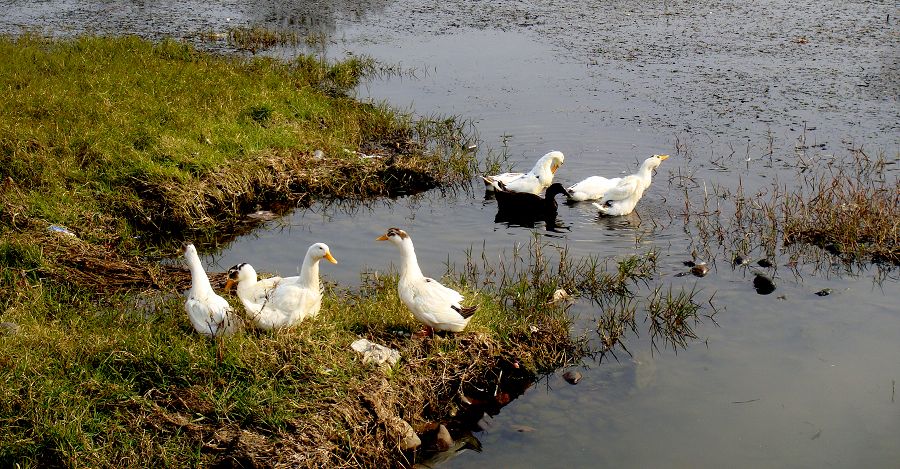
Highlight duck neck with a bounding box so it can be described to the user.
[637,163,655,182]
[398,240,424,281]
[185,250,212,295]
[298,254,320,290]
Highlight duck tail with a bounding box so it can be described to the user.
[452,304,478,318]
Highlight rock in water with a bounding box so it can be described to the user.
[690,263,709,277]
[757,258,773,268]
[435,424,453,451]
[753,274,776,295]
[562,370,582,385]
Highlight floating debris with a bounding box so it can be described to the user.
[351,339,401,368]
[814,288,832,297]
[690,263,709,277]
[246,210,277,222]
[753,273,776,295]
[510,424,535,433]
[562,370,582,385]
[757,258,773,268]
[683,260,696,267]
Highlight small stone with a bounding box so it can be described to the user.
[313,149,325,160]
[562,370,582,385]
[435,424,453,452]
[674,271,689,277]
[391,417,421,450]
[814,288,832,297]
[683,260,696,267]
[690,263,709,277]
[0,322,20,336]
[757,258,773,268]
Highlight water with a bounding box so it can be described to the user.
[3,1,898,466]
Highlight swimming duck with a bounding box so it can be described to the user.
[183,242,238,337]
[225,243,337,330]
[483,150,565,194]
[377,227,477,333]
[590,154,669,216]
[494,182,571,214]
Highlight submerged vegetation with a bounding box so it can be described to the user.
[673,145,899,273]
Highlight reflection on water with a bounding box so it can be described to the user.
[3,1,898,467]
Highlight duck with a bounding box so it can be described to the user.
[482,150,565,194]
[377,227,477,333]
[225,243,337,331]
[494,182,571,214]
[589,154,670,216]
[182,242,238,338]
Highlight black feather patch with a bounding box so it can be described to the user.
[452,304,478,318]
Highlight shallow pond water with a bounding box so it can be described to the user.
[3,1,898,467]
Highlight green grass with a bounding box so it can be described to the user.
[0,34,475,251]
[0,240,596,467]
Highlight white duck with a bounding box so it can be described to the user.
[225,243,337,331]
[183,243,238,338]
[377,227,477,333]
[589,154,670,216]
[483,150,565,194]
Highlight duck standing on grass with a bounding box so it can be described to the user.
[584,154,670,216]
[183,242,238,338]
[377,227,477,335]
[225,243,337,330]
[482,150,565,194]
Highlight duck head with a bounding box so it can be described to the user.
[376,227,411,247]
[224,262,256,290]
[536,150,565,176]
[544,182,571,199]
[307,242,338,264]
[641,154,670,172]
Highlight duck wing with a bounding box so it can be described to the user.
[406,277,469,328]
[599,176,640,202]
[186,294,233,337]
[483,172,524,191]
[567,176,622,201]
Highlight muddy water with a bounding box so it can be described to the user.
[3,1,898,467]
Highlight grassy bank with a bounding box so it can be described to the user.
[0,34,496,467]
[0,233,674,466]
[0,34,476,252]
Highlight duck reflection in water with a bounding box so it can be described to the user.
[492,182,571,233]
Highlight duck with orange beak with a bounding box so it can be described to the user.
[482,150,565,195]
[377,228,477,335]
[224,242,337,330]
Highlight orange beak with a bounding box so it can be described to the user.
[224,279,236,291]
[324,252,338,264]
[551,163,559,174]
[376,234,389,241]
